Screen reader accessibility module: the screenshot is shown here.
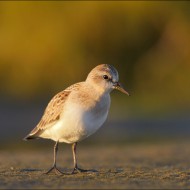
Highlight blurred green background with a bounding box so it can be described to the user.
[0,1,190,147]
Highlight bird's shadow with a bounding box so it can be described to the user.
[72,168,98,174]
[84,169,98,173]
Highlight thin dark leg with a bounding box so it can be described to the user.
[72,142,77,169]
[71,142,87,174]
[45,141,63,175]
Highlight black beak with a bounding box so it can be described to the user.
[113,82,130,96]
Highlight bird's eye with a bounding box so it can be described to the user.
[103,75,109,80]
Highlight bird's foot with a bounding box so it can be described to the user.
[71,167,88,174]
[45,166,64,175]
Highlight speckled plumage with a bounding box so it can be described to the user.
[24,64,129,175]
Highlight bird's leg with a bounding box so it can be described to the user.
[45,141,63,175]
[71,142,87,174]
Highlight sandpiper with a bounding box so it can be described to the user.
[24,64,130,175]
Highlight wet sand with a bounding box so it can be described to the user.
[0,142,190,189]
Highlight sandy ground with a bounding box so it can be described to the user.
[0,142,190,189]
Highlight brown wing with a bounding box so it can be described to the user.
[37,83,81,131]
[38,91,71,129]
[24,90,71,139]
[24,82,82,140]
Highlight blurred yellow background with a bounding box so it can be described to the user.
[0,1,190,145]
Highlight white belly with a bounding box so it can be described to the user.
[40,95,110,143]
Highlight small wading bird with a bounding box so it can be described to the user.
[24,64,130,175]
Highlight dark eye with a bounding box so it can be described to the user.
[103,75,109,80]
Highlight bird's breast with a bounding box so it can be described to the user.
[83,98,110,133]
[57,94,110,143]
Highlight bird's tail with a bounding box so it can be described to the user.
[23,126,41,141]
[23,133,39,141]
[23,134,37,141]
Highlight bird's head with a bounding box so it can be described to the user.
[86,64,130,96]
